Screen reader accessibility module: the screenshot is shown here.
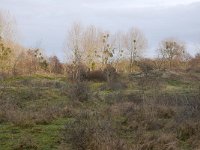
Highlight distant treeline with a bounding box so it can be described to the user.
[0,12,200,77]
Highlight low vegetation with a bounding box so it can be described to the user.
[0,71,199,150]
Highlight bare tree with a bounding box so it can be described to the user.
[11,49,37,75]
[0,11,17,42]
[65,23,87,81]
[66,23,83,64]
[0,11,21,76]
[100,33,115,68]
[113,32,124,71]
[158,39,185,69]
[123,27,147,72]
[82,25,101,71]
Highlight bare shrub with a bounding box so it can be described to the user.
[0,97,72,126]
[61,111,129,150]
[137,60,154,75]
[134,133,179,150]
[108,102,135,116]
[33,106,64,125]
[156,106,175,119]
[188,53,200,73]
[177,121,200,141]
[0,100,34,127]
[6,110,35,127]
[124,92,143,104]
[29,104,75,125]
[13,134,38,150]
[66,64,88,82]
[103,64,118,84]
[67,81,90,102]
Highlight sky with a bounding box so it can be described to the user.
[0,0,200,61]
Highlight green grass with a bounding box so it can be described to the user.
[0,118,72,150]
[0,76,71,149]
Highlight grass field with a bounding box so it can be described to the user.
[0,72,200,150]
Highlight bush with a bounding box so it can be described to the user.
[177,122,199,141]
[157,106,175,119]
[66,64,88,81]
[188,54,200,73]
[67,81,90,102]
[137,60,154,75]
[0,100,34,127]
[61,111,129,150]
[85,70,106,82]
[103,65,118,84]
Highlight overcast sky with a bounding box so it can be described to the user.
[1,0,200,60]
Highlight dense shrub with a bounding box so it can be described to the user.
[85,70,106,82]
